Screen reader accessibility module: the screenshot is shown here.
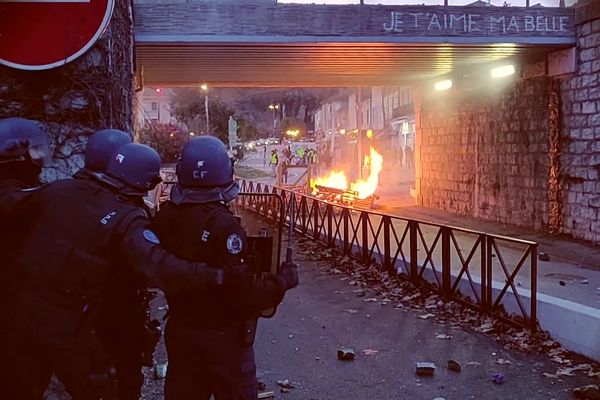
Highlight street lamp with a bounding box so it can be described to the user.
[201,84,209,134]
[268,103,279,136]
[155,88,161,122]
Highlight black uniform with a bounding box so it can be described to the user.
[0,179,37,394]
[4,174,212,400]
[153,201,288,400]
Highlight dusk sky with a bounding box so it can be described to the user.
[279,0,576,7]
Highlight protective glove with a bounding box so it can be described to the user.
[223,264,255,288]
[189,263,224,288]
[278,261,299,290]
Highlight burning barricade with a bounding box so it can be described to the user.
[310,147,382,209]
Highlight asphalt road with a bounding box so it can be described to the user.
[250,241,596,400]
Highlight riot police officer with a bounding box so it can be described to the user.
[4,142,227,400]
[0,117,50,391]
[152,136,299,400]
[75,129,151,400]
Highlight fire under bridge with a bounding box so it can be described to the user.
[133,1,576,87]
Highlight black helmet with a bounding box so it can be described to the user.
[176,136,233,188]
[0,117,50,166]
[85,129,132,172]
[105,143,162,196]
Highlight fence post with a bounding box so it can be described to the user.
[362,212,369,264]
[301,197,307,234]
[313,200,320,241]
[327,205,333,246]
[442,227,451,297]
[410,220,418,279]
[383,216,391,272]
[486,236,494,313]
[530,243,538,332]
[480,234,489,312]
[343,208,349,255]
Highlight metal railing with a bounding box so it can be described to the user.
[237,179,539,331]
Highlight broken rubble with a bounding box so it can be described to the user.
[337,348,355,361]
[572,384,600,400]
[447,360,462,372]
[416,362,436,376]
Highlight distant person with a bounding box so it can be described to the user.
[405,146,414,169]
[269,149,279,177]
[263,146,267,168]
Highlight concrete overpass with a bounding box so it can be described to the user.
[133,1,576,87]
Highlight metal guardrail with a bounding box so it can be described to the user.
[238,179,539,331]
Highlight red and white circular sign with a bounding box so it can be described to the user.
[0,0,115,71]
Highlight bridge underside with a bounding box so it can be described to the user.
[133,2,574,87]
[136,42,563,87]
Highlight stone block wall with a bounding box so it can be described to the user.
[417,77,550,230]
[0,1,135,182]
[557,5,600,242]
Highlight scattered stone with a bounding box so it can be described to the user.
[491,373,505,385]
[418,313,435,320]
[496,358,512,365]
[153,363,168,380]
[539,252,550,262]
[337,348,355,361]
[362,349,379,356]
[416,362,436,376]
[448,360,462,372]
[559,280,567,286]
[258,381,267,391]
[466,361,482,367]
[433,398,446,400]
[288,334,294,339]
[276,379,294,389]
[435,333,453,340]
[581,279,590,284]
[258,391,275,399]
[572,384,600,400]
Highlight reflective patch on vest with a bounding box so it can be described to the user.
[201,230,210,242]
[226,233,243,254]
[143,229,161,245]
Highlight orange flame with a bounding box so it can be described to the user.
[310,147,383,200]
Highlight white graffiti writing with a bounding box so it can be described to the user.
[382,11,569,34]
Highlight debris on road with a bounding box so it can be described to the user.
[539,252,550,262]
[418,313,435,320]
[466,361,482,367]
[416,362,436,376]
[572,384,600,400]
[258,391,276,399]
[447,360,462,372]
[496,358,512,365]
[435,333,453,340]
[337,348,355,361]
[362,348,379,356]
[491,373,505,385]
[153,363,168,380]
[277,379,295,389]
